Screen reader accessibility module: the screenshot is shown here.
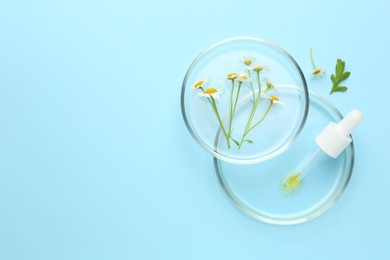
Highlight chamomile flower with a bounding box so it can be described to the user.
[240,56,256,66]
[237,72,251,82]
[193,78,209,90]
[226,72,238,80]
[261,93,284,106]
[308,67,326,79]
[264,77,277,91]
[308,48,326,79]
[247,64,269,72]
[269,95,284,106]
[199,87,224,100]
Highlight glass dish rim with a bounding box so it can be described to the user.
[214,90,355,225]
[181,36,309,164]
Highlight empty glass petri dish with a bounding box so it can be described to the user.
[215,90,354,225]
[181,37,309,164]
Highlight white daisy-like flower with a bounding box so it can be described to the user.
[269,95,284,106]
[308,48,326,80]
[237,72,251,82]
[308,67,326,79]
[240,56,256,66]
[199,87,224,100]
[261,93,284,106]
[220,72,239,84]
[247,64,269,72]
[193,78,209,89]
[226,72,238,80]
[264,77,277,91]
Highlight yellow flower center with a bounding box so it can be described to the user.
[313,69,321,75]
[243,59,252,66]
[253,65,263,72]
[194,80,204,88]
[227,72,238,79]
[240,75,248,80]
[270,95,279,101]
[205,88,217,94]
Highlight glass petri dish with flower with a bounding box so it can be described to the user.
[181,37,309,164]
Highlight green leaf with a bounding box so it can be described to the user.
[335,59,345,75]
[330,74,335,83]
[340,71,351,80]
[329,59,350,94]
[244,139,254,144]
[330,86,348,94]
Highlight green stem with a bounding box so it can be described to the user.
[238,71,262,149]
[310,48,317,69]
[247,101,273,133]
[240,97,257,148]
[208,96,230,149]
[248,70,255,102]
[232,81,242,116]
[238,101,272,149]
[238,96,260,149]
[227,80,235,138]
[246,71,262,130]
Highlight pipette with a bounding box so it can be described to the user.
[282,110,363,195]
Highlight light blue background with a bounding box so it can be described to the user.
[0,0,388,259]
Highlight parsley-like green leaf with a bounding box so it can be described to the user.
[330,59,351,94]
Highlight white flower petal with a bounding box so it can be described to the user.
[211,93,219,100]
[308,68,326,80]
[274,100,285,106]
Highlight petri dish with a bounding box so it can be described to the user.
[181,37,309,164]
[215,89,354,225]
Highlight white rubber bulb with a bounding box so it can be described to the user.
[337,110,363,137]
[316,110,363,158]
